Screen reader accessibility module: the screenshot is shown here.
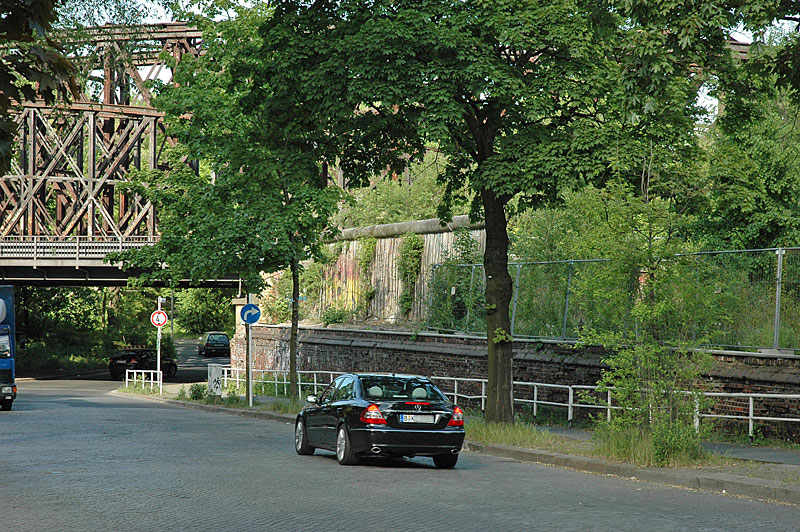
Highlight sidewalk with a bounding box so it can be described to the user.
[144,383,800,505]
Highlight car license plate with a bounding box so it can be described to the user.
[399,414,434,424]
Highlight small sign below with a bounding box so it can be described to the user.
[150,310,168,328]
[240,303,261,324]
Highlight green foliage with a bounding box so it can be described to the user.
[427,231,487,333]
[262,294,292,324]
[568,182,715,466]
[699,86,800,249]
[321,306,352,327]
[111,4,342,294]
[398,233,424,315]
[356,237,378,275]
[189,383,207,401]
[176,385,188,401]
[174,289,235,335]
[334,161,470,228]
[492,328,512,345]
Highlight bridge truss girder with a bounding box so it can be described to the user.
[1,22,202,240]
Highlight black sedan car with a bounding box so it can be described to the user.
[108,348,178,380]
[198,331,230,357]
[294,373,465,468]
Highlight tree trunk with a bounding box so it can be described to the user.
[289,252,300,401]
[482,188,514,423]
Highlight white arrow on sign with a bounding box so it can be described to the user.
[243,308,259,321]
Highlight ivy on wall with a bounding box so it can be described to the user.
[398,233,424,315]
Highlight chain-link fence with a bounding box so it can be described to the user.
[427,248,800,351]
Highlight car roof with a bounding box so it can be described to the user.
[204,331,228,336]
[353,373,431,381]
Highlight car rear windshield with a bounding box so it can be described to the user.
[359,376,448,402]
[207,334,229,345]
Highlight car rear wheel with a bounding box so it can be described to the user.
[336,425,358,465]
[295,418,315,455]
[433,453,459,469]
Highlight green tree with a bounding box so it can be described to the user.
[0,0,78,174]
[175,289,235,335]
[112,3,341,399]
[255,0,626,422]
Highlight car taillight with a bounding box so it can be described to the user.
[448,406,464,426]
[130,358,138,364]
[360,404,387,424]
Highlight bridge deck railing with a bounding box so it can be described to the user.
[0,236,159,260]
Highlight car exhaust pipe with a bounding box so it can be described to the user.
[451,449,460,455]
[371,446,381,454]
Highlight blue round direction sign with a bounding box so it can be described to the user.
[240,303,261,324]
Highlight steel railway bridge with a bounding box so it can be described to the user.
[0,23,236,287]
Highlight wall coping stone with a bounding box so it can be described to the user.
[255,324,800,361]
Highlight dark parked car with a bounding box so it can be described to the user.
[198,332,230,357]
[294,373,465,468]
[108,348,178,380]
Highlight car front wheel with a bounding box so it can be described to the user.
[1,399,12,411]
[336,425,358,465]
[433,453,459,469]
[295,418,315,455]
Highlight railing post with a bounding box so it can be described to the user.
[774,248,785,349]
[313,372,318,395]
[749,396,754,442]
[481,381,486,415]
[568,386,574,427]
[693,395,700,433]
[533,385,538,420]
[453,379,458,405]
[607,389,612,422]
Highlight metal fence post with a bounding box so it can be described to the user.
[693,396,700,433]
[533,385,538,419]
[481,381,486,414]
[464,265,476,333]
[774,248,785,349]
[568,386,574,427]
[454,379,459,405]
[426,264,438,330]
[749,396,754,441]
[510,264,521,337]
[607,389,612,422]
[562,262,574,339]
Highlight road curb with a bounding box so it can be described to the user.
[111,390,297,424]
[463,441,800,506]
[118,390,800,506]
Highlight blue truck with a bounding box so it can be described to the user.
[0,286,17,411]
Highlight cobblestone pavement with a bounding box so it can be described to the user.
[2,380,800,532]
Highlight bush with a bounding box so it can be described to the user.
[321,306,351,326]
[189,383,207,401]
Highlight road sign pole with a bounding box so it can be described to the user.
[246,293,253,407]
[156,298,162,378]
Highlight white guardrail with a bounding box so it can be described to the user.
[219,368,800,438]
[126,369,162,394]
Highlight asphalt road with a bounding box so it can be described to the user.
[2,379,800,531]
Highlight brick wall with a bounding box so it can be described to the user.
[232,325,800,437]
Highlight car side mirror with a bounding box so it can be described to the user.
[305,394,318,404]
